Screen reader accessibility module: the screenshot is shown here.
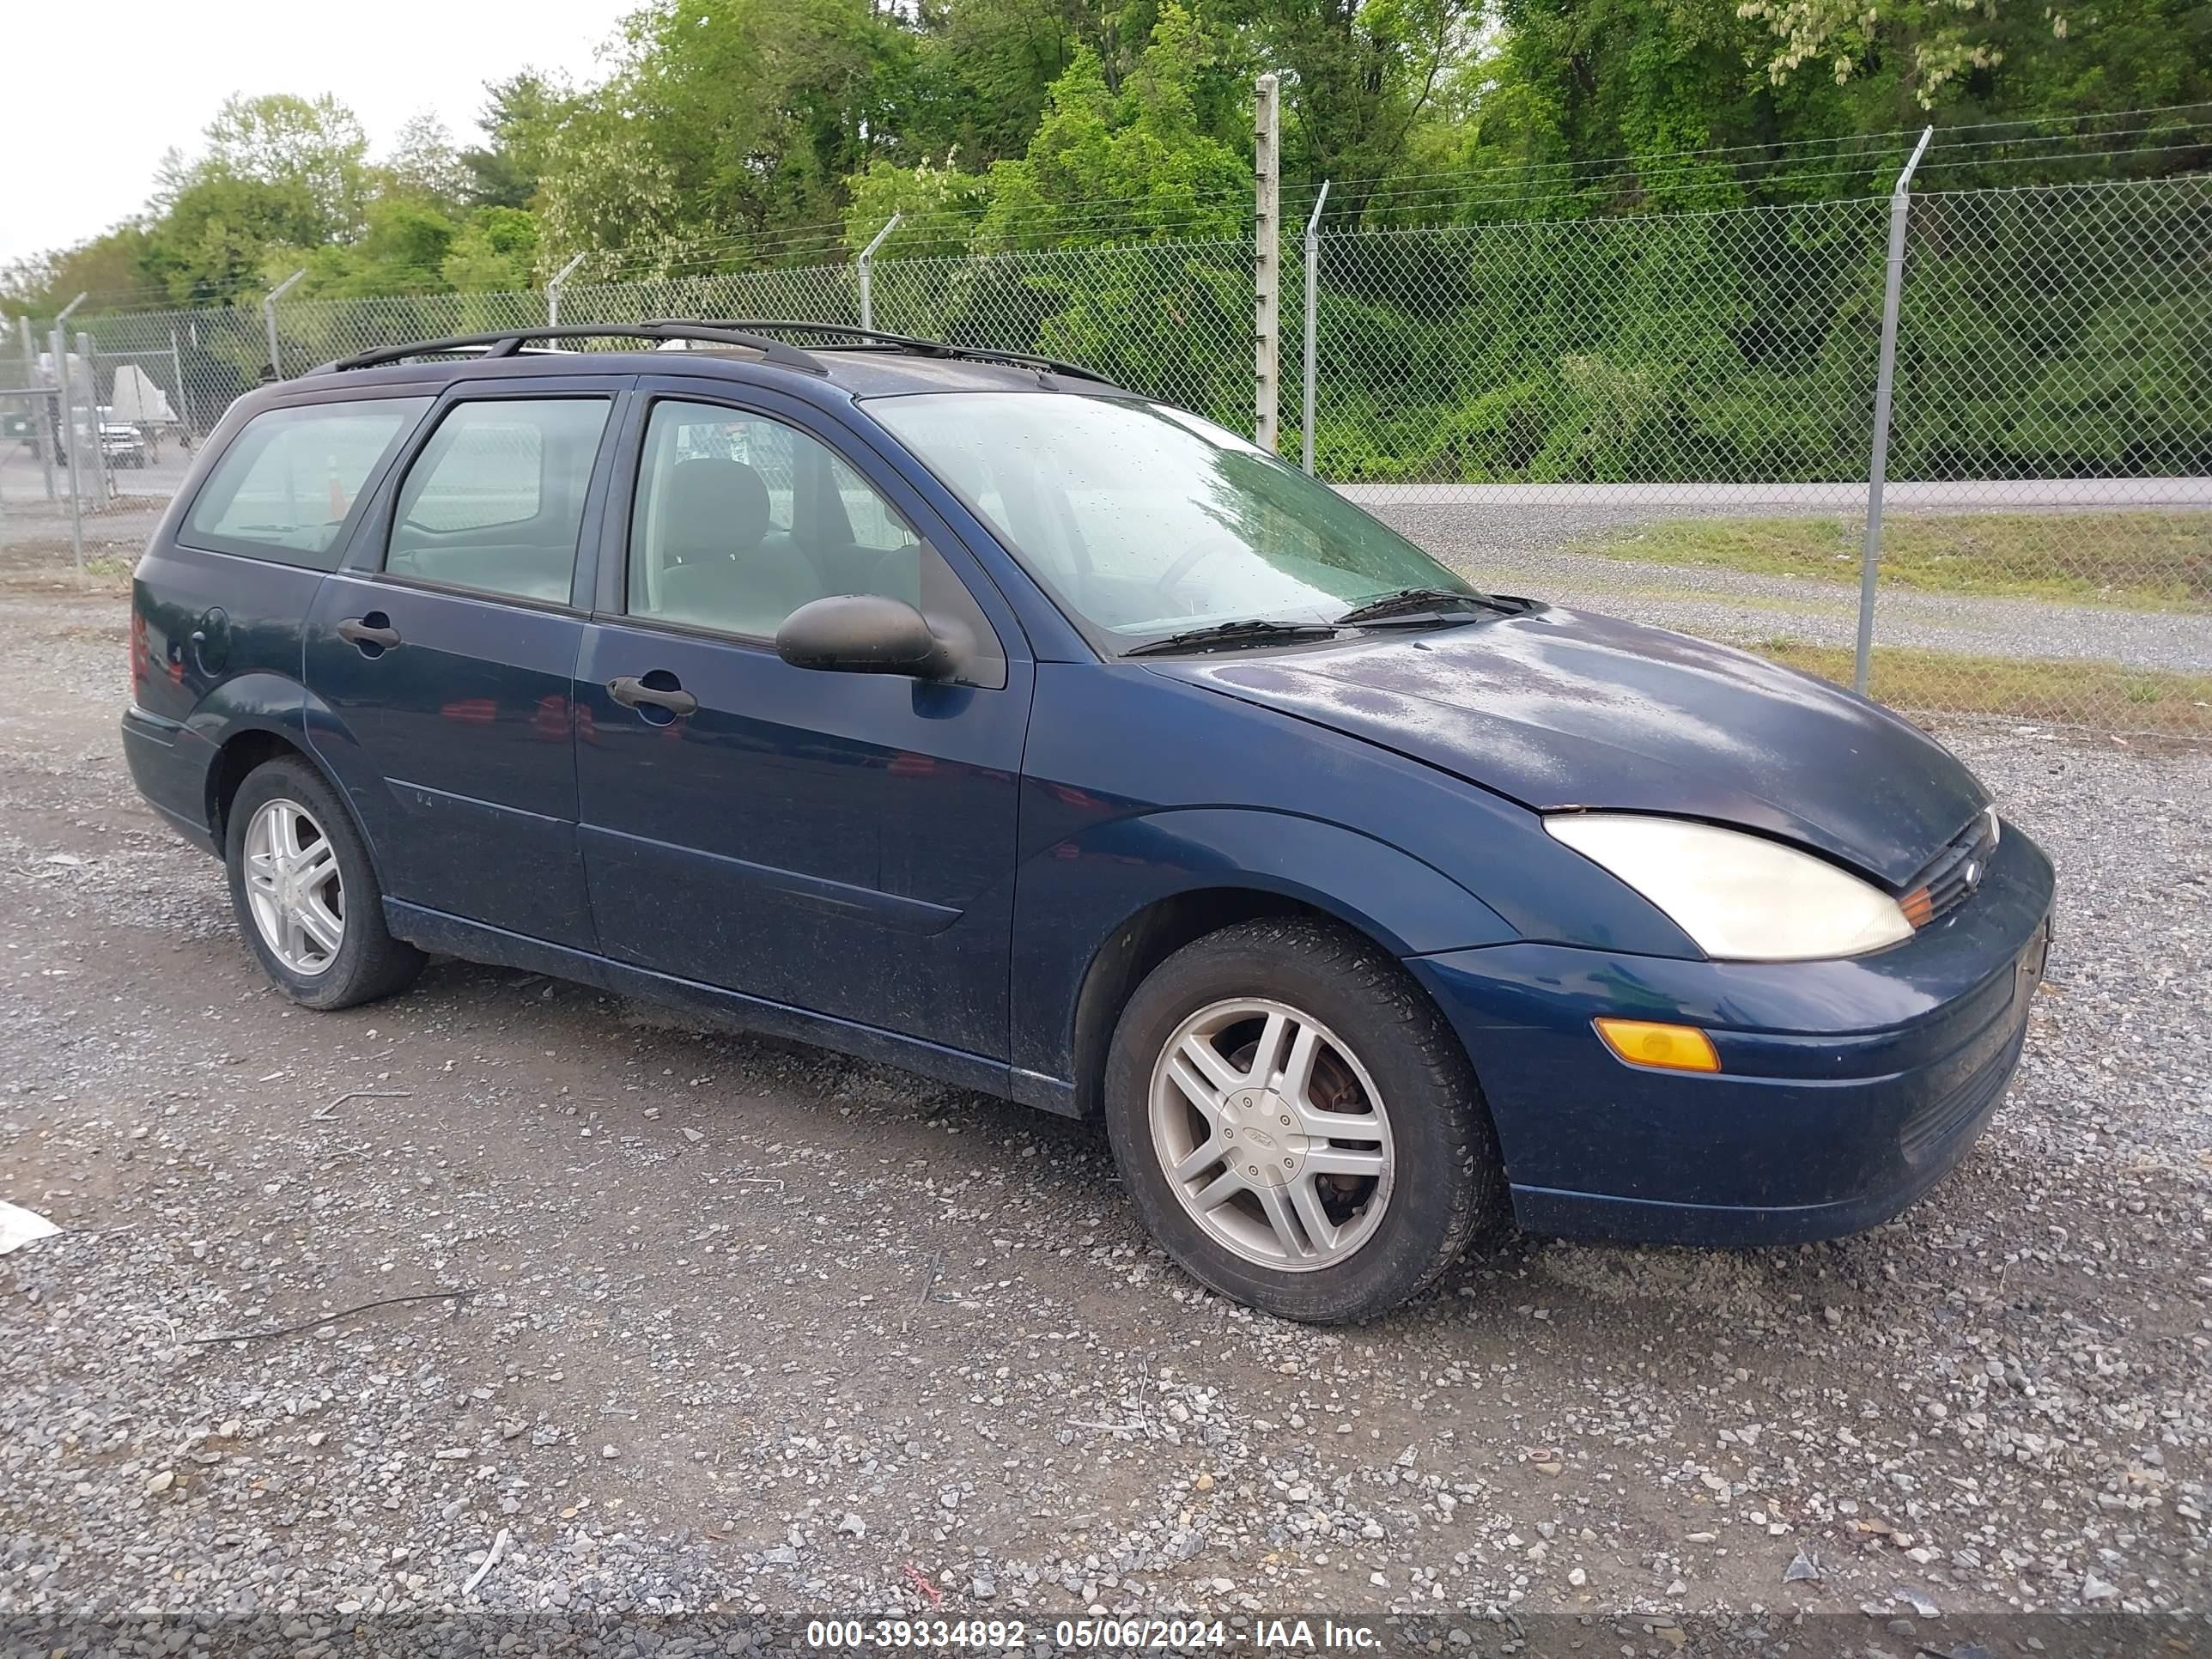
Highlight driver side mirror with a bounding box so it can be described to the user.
[775,593,957,680]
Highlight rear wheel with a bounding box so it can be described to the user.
[223,757,422,1010]
[1104,917,1504,1323]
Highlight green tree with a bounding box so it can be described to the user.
[141,94,373,302]
[1736,0,2212,149]
[441,207,544,291]
[0,224,157,316]
[1222,0,1479,191]
[981,9,1249,249]
[299,196,461,296]
[461,72,578,209]
[538,0,917,264]
[382,114,472,208]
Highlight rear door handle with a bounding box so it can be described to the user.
[337,617,402,650]
[608,675,699,717]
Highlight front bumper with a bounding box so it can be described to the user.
[1410,823,2055,1247]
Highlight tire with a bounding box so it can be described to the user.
[223,756,423,1010]
[1104,916,1506,1324]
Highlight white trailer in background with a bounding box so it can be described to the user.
[105,364,177,426]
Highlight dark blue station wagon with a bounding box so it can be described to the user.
[123,322,2054,1323]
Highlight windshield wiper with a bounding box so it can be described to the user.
[1123,618,1340,657]
[1334,586,1516,626]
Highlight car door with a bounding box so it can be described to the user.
[573,381,1032,1059]
[305,382,622,949]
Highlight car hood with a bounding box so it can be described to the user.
[1150,605,1986,887]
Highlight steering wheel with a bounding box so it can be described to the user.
[1152,541,1231,596]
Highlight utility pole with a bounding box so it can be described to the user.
[1253,73,1280,452]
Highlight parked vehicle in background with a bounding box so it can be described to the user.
[98,408,148,468]
[119,323,2053,1324]
[49,406,148,470]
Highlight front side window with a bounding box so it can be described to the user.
[386,398,611,604]
[867,392,1483,648]
[627,401,1000,686]
[183,398,430,569]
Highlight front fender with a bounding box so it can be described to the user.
[1008,806,1516,1098]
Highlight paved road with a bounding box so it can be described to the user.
[1376,507,2212,678]
[1340,477,2212,512]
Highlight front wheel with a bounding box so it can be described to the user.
[1104,917,1504,1323]
[223,757,423,1010]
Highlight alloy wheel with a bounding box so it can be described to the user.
[242,798,345,976]
[1147,997,1395,1272]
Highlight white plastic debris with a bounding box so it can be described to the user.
[462,1527,511,1595]
[0,1200,61,1255]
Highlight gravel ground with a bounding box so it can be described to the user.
[2,583,2209,1656]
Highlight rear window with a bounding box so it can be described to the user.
[183,398,430,569]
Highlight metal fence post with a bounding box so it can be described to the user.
[51,292,88,580]
[1854,126,1933,696]
[263,269,306,380]
[545,252,587,328]
[1302,180,1331,475]
[1253,74,1280,451]
[169,329,188,442]
[80,331,115,505]
[21,314,54,501]
[856,214,901,332]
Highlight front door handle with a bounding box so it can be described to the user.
[608,675,699,718]
[338,617,402,651]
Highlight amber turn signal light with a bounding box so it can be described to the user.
[1593,1018,1721,1073]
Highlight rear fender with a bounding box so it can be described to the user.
[184,673,388,858]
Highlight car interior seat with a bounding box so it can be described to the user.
[651,457,822,635]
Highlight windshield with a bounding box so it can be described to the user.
[866,392,1482,648]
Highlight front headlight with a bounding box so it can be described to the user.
[1545,814,1914,961]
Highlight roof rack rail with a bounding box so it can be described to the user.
[640,318,1110,385]
[319,322,826,376]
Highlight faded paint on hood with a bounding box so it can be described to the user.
[1149,605,1987,887]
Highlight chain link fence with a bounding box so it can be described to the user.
[6,174,2204,732]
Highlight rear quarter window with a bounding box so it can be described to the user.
[182,398,431,569]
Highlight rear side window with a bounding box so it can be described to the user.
[385,398,611,605]
[183,398,430,569]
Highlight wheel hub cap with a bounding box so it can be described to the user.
[1147,997,1395,1273]
[1221,1087,1306,1187]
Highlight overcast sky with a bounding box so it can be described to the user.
[0,0,635,268]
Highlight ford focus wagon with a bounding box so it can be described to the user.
[123,321,2054,1323]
